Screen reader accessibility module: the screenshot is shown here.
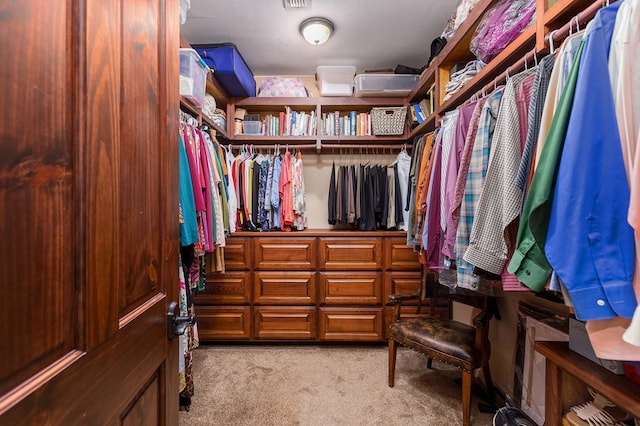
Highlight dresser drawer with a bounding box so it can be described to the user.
[318,238,382,271]
[318,307,383,341]
[384,237,420,270]
[253,237,317,270]
[383,271,422,305]
[319,271,382,305]
[195,306,251,340]
[253,271,317,305]
[223,237,252,270]
[254,307,317,340]
[196,271,251,305]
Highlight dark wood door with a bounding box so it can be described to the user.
[0,0,180,423]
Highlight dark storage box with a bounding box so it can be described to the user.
[194,43,256,97]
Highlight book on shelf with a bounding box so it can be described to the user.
[349,111,357,136]
[414,103,425,123]
[419,98,431,118]
[408,105,419,128]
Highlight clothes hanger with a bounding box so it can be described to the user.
[547,29,559,54]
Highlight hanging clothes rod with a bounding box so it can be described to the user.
[546,0,609,47]
[321,143,411,150]
[228,142,318,149]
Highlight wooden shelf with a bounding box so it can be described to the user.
[437,24,536,113]
[544,0,594,25]
[535,341,640,425]
[232,134,317,142]
[407,112,438,139]
[234,96,405,108]
[436,0,497,65]
[320,135,407,142]
[180,97,229,139]
[408,62,437,102]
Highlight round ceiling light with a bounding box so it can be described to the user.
[299,17,334,45]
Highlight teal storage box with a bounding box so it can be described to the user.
[194,43,256,98]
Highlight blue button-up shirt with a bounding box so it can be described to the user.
[545,2,637,321]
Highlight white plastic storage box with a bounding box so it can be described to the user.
[242,121,262,135]
[180,48,209,107]
[316,66,356,96]
[354,74,419,97]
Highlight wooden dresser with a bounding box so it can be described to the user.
[194,230,440,342]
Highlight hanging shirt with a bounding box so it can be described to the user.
[507,40,585,291]
[293,153,307,230]
[270,155,282,229]
[386,165,397,230]
[608,0,640,346]
[464,67,536,275]
[425,136,444,270]
[456,87,504,291]
[546,2,635,322]
[450,98,486,243]
[439,111,459,234]
[179,133,199,247]
[532,31,584,172]
[516,54,555,209]
[442,101,478,260]
[263,154,275,230]
[396,149,411,231]
[280,151,294,231]
[224,148,237,234]
[328,162,337,225]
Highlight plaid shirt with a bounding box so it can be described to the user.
[455,88,504,290]
[464,68,537,275]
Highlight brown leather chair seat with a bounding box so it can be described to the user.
[389,316,478,366]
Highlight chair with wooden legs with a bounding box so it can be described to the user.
[387,269,498,426]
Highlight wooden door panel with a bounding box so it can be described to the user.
[0,0,76,399]
[122,374,160,426]
[0,0,179,422]
[0,300,167,424]
[119,0,163,317]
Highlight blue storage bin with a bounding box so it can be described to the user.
[194,43,256,98]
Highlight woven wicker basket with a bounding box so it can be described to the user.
[371,107,407,135]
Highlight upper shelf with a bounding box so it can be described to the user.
[233,96,406,109]
[437,24,537,113]
[180,97,228,139]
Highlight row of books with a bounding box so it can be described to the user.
[320,111,372,137]
[241,108,376,137]
[261,107,316,136]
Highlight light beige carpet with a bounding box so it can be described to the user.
[179,344,495,426]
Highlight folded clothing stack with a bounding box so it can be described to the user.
[443,60,486,102]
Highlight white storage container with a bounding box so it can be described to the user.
[316,66,356,97]
[179,48,209,107]
[354,74,419,97]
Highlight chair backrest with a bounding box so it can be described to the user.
[421,270,501,324]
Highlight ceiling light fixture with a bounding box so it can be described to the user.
[299,17,334,46]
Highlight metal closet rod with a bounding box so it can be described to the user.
[229,142,317,149]
[471,0,608,100]
[321,143,411,150]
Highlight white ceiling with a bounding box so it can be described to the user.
[181,0,460,76]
